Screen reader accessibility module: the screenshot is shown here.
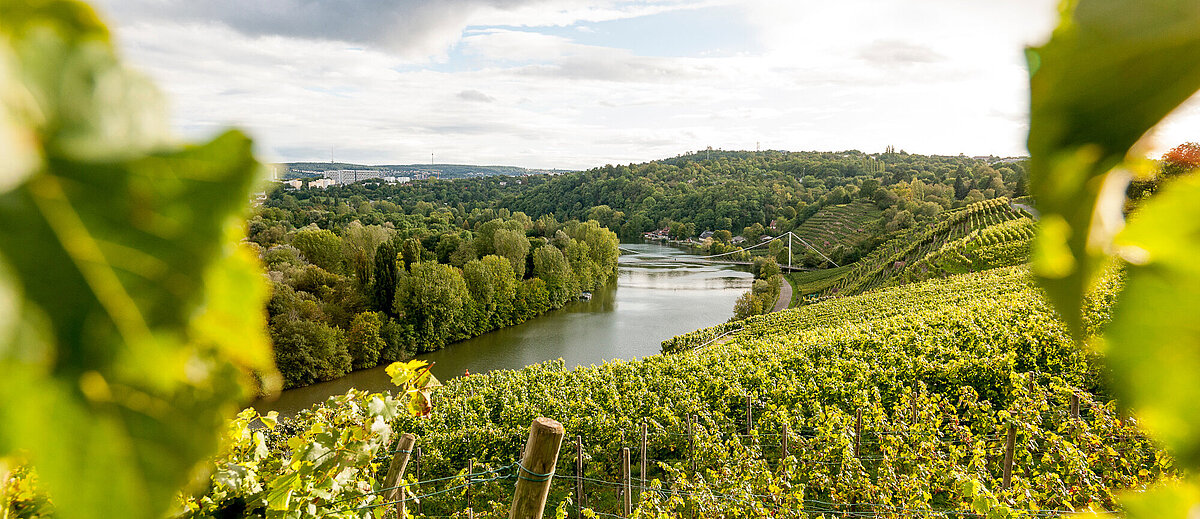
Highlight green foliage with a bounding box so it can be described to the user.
[899,217,1035,283]
[291,228,343,274]
[174,360,437,518]
[180,266,1166,518]
[1105,176,1200,464]
[371,241,397,316]
[397,262,471,350]
[298,150,1017,244]
[1026,0,1200,338]
[1026,1,1200,516]
[493,228,530,279]
[255,197,620,389]
[732,274,782,320]
[272,319,350,388]
[346,311,385,370]
[0,2,274,519]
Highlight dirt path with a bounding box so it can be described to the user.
[772,276,793,312]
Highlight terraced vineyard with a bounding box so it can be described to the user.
[898,218,1035,283]
[785,265,854,305]
[790,202,883,257]
[807,198,1028,298]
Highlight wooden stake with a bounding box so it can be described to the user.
[911,386,918,425]
[575,436,584,519]
[688,414,697,475]
[640,420,648,500]
[510,417,565,519]
[746,395,753,436]
[413,447,423,516]
[1002,426,1017,490]
[621,447,632,517]
[854,408,863,459]
[382,433,416,519]
[1070,393,1080,420]
[467,458,474,517]
[781,422,789,460]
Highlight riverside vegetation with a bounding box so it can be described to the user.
[5,1,1200,519]
[246,196,619,388]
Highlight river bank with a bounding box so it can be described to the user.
[250,242,753,416]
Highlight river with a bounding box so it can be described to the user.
[249,242,754,416]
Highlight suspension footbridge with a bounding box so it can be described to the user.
[623,231,837,272]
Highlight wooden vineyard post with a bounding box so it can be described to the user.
[910,386,918,425]
[640,420,648,500]
[621,447,632,517]
[688,414,697,475]
[854,408,863,459]
[1070,393,1080,420]
[781,422,789,460]
[467,459,475,519]
[575,436,585,519]
[382,433,416,518]
[510,417,565,519]
[1002,426,1017,490]
[413,447,423,516]
[746,395,753,436]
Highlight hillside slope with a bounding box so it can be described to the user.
[787,198,1029,300]
[155,266,1162,519]
[789,201,882,259]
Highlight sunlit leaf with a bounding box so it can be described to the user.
[1105,175,1200,466]
[1027,0,1200,337]
[0,2,275,519]
[1111,481,1200,519]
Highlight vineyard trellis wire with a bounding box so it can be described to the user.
[338,382,1153,519]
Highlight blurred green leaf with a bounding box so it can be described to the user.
[1027,0,1200,337]
[1110,481,1200,519]
[1105,174,1200,466]
[0,2,275,519]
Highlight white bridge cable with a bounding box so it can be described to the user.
[679,232,839,267]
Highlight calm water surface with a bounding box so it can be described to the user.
[251,243,752,415]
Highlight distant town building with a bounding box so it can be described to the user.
[310,178,337,188]
[323,169,383,185]
[643,228,671,240]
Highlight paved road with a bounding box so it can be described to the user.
[1011,201,1040,219]
[772,276,794,312]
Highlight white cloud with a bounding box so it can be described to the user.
[91,0,1200,169]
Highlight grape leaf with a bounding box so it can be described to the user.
[0,2,275,519]
[1105,174,1200,467]
[1026,0,1200,337]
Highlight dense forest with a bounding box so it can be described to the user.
[245,197,619,388]
[300,150,1027,267]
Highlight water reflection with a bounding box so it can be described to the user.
[250,242,753,415]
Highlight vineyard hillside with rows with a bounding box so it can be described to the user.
[58,264,1162,519]
[789,201,883,258]
[789,198,1030,301]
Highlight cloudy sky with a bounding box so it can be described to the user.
[93,0,1200,170]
